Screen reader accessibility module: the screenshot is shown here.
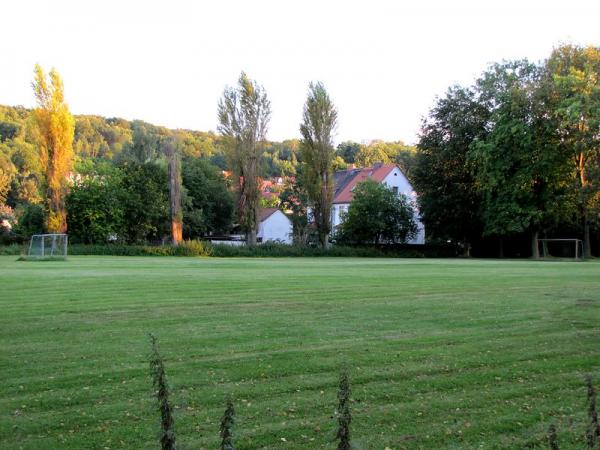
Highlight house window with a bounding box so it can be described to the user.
[392,186,399,195]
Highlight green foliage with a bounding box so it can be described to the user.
[336,368,351,450]
[546,44,600,257]
[337,179,417,245]
[220,399,235,450]
[119,161,170,243]
[469,61,571,243]
[65,162,169,244]
[218,72,271,244]
[261,139,300,177]
[414,85,486,249]
[13,203,44,238]
[280,175,310,245]
[300,81,338,248]
[336,141,361,164]
[67,170,124,244]
[181,158,233,237]
[149,334,177,450]
[0,121,21,142]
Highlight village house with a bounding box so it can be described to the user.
[257,208,292,244]
[332,163,425,244]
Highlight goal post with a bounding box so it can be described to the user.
[27,234,68,259]
[537,238,584,260]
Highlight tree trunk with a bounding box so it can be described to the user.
[462,236,471,257]
[578,152,592,258]
[531,230,539,259]
[583,215,591,258]
[320,232,330,249]
[166,140,182,246]
[498,238,504,259]
[247,229,257,246]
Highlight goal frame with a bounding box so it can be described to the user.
[27,234,68,259]
[537,238,584,260]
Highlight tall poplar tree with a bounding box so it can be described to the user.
[31,65,75,233]
[300,82,338,248]
[218,72,271,245]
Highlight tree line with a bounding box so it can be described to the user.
[413,44,600,257]
[0,67,417,248]
[0,68,418,247]
[1,43,598,255]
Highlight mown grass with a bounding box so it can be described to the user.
[0,256,599,449]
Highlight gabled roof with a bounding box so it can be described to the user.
[333,163,397,204]
[259,208,279,222]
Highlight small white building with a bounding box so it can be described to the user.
[257,208,292,244]
[331,163,425,244]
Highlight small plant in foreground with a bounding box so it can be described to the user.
[336,367,352,450]
[220,398,235,450]
[586,375,600,449]
[547,423,559,450]
[149,334,177,450]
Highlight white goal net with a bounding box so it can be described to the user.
[28,234,68,259]
[538,239,584,260]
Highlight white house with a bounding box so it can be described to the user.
[331,163,425,244]
[257,208,293,244]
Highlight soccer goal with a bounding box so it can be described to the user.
[27,234,68,259]
[538,238,584,260]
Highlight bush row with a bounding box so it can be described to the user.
[1,241,458,258]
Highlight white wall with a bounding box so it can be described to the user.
[331,203,349,228]
[382,168,425,244]
[258,210,293,244]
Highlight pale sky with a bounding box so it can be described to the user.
[1,0,598,144]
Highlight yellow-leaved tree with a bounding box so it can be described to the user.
[31,65,74,233]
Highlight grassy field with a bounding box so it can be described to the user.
[1,256,599,449]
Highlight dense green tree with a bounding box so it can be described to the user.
[336,141,360,164]
[120,120,168,163]
[218,72,271,245]
[0,121,21,142]
[13,203,44,238]
[280,171,310,245]
[470,61,571,258]
[300,81,338,248]
[336,179,417,244]
[119,161,170,243]
[355,141,390,167]
[414,85,488,254]
[74,116,110,158]
[181,158,233,237]
[66,169,124,244]
[546,44,600,257]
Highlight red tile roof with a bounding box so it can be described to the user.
[333,164,397,204]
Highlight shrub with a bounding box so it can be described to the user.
[587,375,600,449]
[220,398,235,450]
[336,368,351,450]
[172,240,213,257]
[547,423,559,450]
[149,334,177,450]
